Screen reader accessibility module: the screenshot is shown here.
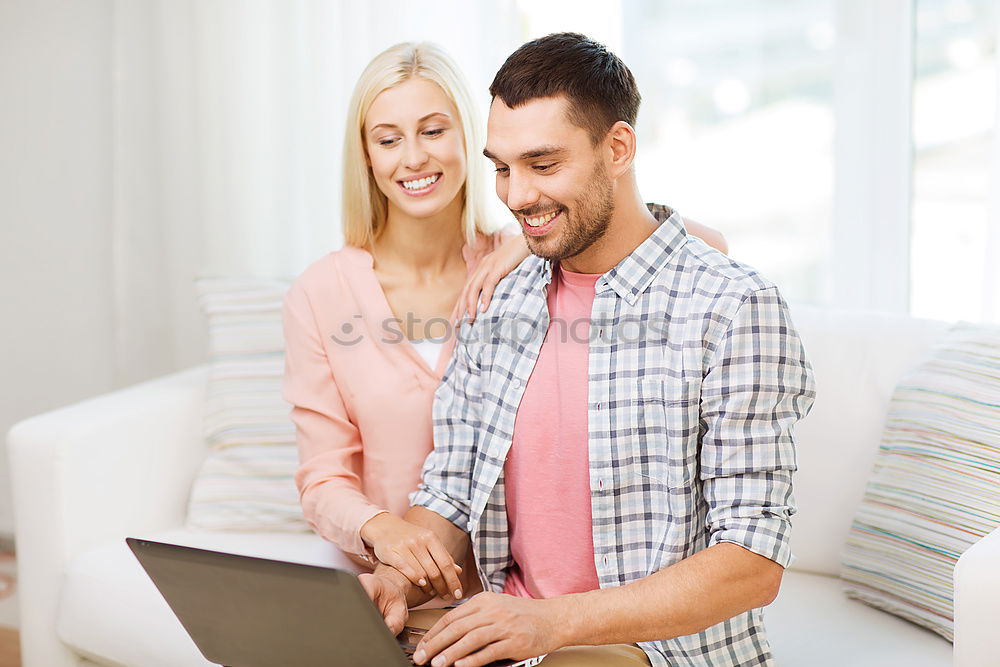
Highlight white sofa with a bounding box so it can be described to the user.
[8,305,1000,667]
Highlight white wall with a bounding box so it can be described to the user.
[0,0,117,534]
[0,0,521,538]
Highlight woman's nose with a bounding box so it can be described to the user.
[402,141,429,170]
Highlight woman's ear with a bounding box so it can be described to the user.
[605,120,637,178]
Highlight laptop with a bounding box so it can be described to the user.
[127,538,545,667]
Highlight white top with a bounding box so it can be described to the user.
[409,337,445,370]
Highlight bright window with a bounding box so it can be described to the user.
[624,0,836,306]
[910,0,998,323]
[515,0,1000,323]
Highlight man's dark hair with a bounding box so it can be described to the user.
[489,32,641,144]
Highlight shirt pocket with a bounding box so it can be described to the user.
[630,376,699,490]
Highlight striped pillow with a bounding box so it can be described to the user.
[840,323,1000,640]
[186,277,310,532]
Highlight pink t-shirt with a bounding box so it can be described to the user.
[503,265,602,599]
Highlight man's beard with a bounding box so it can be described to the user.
[522,160,614,262]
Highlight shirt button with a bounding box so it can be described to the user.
[512,379,521,389]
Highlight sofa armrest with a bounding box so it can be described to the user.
[953,526,1000,667]
[7,365,209,667]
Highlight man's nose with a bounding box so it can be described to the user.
[505,171,539,212]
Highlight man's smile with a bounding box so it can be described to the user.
[520,209,563,236]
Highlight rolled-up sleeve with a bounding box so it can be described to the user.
[409,328,480,531]
[699,287,816,567]
[282,282,384,556]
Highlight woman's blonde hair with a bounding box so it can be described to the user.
[342,42,493,248]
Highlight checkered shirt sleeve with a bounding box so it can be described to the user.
[700,286,811,567]
[409,338,479,530]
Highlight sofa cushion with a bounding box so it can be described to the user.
[840,323,1000,640]
[185,278,310,532]
[765,570,951,665]
[785,305,949,575]
[57,529,360,667]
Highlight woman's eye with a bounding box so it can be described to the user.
[377,138,398,147]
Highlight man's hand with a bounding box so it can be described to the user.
[358,572,409,636]
[412,592,566,667]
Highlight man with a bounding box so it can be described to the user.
[362,32,816,667]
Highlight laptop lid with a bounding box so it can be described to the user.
[127,537,411,667]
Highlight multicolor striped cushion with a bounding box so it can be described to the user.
[840,323,1000,640]
[186,278,310,532]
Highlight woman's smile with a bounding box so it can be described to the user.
[398,172,443,196]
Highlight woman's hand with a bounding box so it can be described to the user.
[682,217,729,254]
[452,233,529,326]
[360,512,464,601]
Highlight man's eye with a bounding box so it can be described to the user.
[495,166,509,175]
[534,164,554,172]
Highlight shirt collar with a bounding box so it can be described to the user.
[533,203,687,305]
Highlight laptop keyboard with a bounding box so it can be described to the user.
[400,644,419,666]
[399,626,427,665]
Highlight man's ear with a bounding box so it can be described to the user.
[605,121,637,178]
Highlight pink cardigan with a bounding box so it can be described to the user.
[281,236,501,556]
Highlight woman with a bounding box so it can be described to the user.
[282,41,727,603]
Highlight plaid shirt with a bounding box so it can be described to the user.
[411,206,816,666]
